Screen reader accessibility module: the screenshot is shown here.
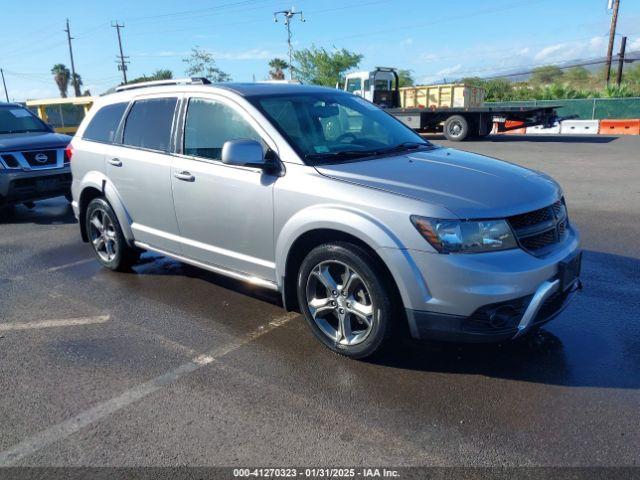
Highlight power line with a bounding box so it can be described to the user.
[112,21,129,84]
[274,8,305,80]
[64,18,81,97]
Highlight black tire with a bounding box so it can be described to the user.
[443,115,469,141]
[297,241,397,359]
[85,197,138,271]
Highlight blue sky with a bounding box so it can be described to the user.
[2,0,640,101]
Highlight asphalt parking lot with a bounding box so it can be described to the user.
[0,134,639,468]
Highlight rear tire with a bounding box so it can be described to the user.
[85,197,138,271]
[296,241,397,359]
[443,115,469,141]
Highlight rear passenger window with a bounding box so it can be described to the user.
[184,98,262,160]
[122,97,177,152]
[83,102,127,143]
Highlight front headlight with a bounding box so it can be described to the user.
[410,216,517,253]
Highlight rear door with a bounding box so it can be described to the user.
[170,95,277,281]
[105,95,182,253]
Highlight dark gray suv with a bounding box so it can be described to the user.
[0,103,72,208]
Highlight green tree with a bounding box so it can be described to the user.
[71,73,83,96]
[183,48,230,82]
[530,65,564,85]
[268,58,288,80]
[563,67,590,87]
[51,64,70,98]
[292,46,363,86]
[129,69,174,84]
[397,69,414,87]
[483,79,514,101]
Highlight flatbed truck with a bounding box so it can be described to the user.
[341,67,562,141]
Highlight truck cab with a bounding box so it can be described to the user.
[342,68,400,108]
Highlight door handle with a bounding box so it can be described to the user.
[174,171,195,182]
[108,158,122,167]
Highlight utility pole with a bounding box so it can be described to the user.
[1,69,9,102]
[274,8,305,80]
[64,18,81,97]
[112,21,129,84]
[605,0,620,84]
[616,36,627,86]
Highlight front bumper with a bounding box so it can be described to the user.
[0,167,72,205]
[378,225,581,342]
[406,277,581,342]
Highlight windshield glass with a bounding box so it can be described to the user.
[250,92,431,164]
[0,105,49,134]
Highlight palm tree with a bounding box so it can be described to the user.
[72,73,83,96]
[268,58,288,80]
[51,64,70,98]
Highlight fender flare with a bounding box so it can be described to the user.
[78,171,135,245]
[275,205,430,310]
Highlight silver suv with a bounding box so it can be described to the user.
[70,78,581,358]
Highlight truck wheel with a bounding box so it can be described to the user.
[444,115,469,141]
[86,197,139,271]
[297,242,396,359]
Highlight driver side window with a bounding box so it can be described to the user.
[184,98,263,160]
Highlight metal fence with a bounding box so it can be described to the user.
[485,97,640,120]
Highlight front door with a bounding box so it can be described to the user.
[171,96,276,282]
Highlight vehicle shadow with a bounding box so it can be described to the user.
[127,247,640,389]
[369,250,640,389]
[0,198,76,225]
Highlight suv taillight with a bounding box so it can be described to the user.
[64,145,74,163]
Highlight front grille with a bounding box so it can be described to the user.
[22,150,57,167]
[508,199,568,255]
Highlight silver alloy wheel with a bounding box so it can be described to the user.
[305,260,375,346]
[88,208,118,263]
[447,119,463,137]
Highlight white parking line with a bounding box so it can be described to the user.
[0,315,110,332]
[46,258,94,273]
[0,312,298,466]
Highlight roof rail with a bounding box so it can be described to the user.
[115,77,211,92]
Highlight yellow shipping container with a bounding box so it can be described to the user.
[399,84,485,109]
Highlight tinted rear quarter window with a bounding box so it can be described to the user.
[83,102,128,143]
[123,97,177,152]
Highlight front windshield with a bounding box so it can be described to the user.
[0,106,50,134]
[250,92,432,163]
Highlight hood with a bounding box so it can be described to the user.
[0,132,72,152]
[315,147,562,219]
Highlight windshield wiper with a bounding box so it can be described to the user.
[305,142,432,162]
[375,141,432,154]
[304,150,376,161]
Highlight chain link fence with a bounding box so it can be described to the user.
[486,97,640,120]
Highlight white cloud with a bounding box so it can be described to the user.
[436,64,462,76]
[629,38,640,51]
[534,36,608,63]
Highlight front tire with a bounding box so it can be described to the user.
[85,197,138,271]
[443,115,469,141]
[297,242,396,359]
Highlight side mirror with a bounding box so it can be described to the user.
[221,139,266,168]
